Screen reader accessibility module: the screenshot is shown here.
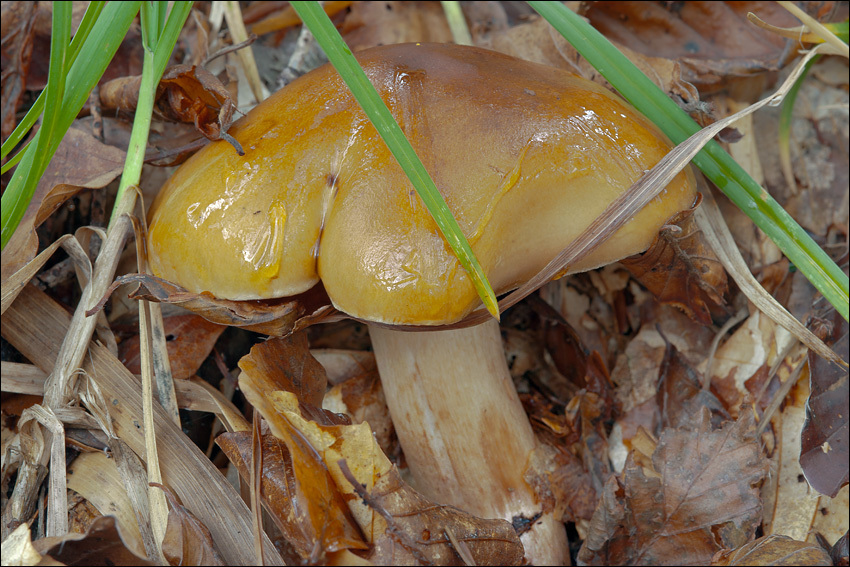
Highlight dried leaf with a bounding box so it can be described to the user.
[100,64,239,149]
[712,534,832,566]
[1,127,125,281]
[157,65,238,145]
[584,1,810,90]
[0,1,36,140]
[350,462,525,566]
[154,483,225,566]
[119,314,225,380]
[620,197,728,325]
[90,272,337,337]
[239,332,345,424]
[579,409,766,565]
[237,337,525,565]
[801,307,849,497]
[217,430,368,562]
[32,515,155,566]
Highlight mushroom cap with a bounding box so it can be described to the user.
[148,43,696,325]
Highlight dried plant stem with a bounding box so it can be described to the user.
[2,285,285,565]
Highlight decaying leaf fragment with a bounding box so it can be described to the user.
[233,333,525,565]
[712,534,832,566]
[100,64,240,150]
[801,307,848,498]
[620,197,728,325]
[579,409,766,565]
[216,430,367,562]
[153,483,225,567]
[89,273,337,337]
[31,515,155,566]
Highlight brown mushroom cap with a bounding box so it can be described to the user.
[148,42,696,325]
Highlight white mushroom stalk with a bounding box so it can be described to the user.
[370,320,568,562]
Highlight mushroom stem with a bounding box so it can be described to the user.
[369,319,569,565]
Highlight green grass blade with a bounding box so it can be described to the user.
[1,2,72,250]
[1,1,106,167]
[292,1,500,319]
[109,1,192,226]
[778,54,821,195]
[529,1,849,321]
[153,1,193,79]
[1,2,142,250]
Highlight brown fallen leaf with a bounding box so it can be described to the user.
[236,334,525,565]
[579,408,766,565]
[216,430,368,563]
[1,126,125,281]
[238,332,348,425]
[119,314,225,380]
[801,303,849,497]
[89,272,338,337]
[0,1,36,140]
[152,483,225,566]
[712,534,832,566]
[583,1,816,91]
[32,515,155,566]
[620,197,728,326]
[100,64,241,153]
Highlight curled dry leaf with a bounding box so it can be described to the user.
[90,273,336,337]
[157,65,239,147]
[801,306,849,497]
[579,409,766,565]
[216,430,367,563]
[620,196,728,326]
[119,314,225,380]
[100,64,240,151]
[31,515,155,566]
[235,335,525,565]
[712,534,832,566]
[525,442,599,524]
[238,332,347,425]
[1,127,125,280]
[152,483,225,567]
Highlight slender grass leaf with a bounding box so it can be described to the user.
[1,1,142,250]
[1,1,106,167]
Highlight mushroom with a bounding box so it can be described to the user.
[147,43,696,563]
